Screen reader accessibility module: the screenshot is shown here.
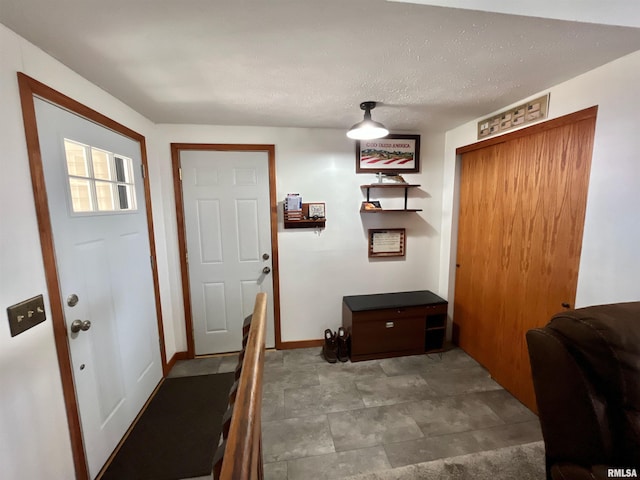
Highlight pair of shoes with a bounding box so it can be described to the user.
[336,327,350,363]
[322,329,338,363]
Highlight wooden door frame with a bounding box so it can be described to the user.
[171,143,282,357]
[17,72,167,480]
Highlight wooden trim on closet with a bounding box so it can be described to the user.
[170,143,282,357]
[16,72,168,480]
[456,106,598,155]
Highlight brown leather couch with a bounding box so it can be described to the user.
[526,302,640,480]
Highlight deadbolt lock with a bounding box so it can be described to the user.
[67,294,79,307]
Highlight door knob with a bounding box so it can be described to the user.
[262,267,271,274]
[70,319,91,333]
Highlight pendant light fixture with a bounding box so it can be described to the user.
[346,101,389,140]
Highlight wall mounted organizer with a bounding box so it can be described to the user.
[284,202,326,229]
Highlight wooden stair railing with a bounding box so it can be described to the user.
[213,292,267,480]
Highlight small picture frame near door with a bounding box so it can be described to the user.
[307,202,325,219]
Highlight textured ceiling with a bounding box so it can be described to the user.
[1,0,640,133]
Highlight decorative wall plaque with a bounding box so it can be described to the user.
[368,228,406,258]
[478,94,550,139]
[356,134,420,174]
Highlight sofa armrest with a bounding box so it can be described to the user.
[551,464,610,480]
[526,328,613,469]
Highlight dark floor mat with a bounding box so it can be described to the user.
[101,372,235,480]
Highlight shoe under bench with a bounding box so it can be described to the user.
[342,290,448,362]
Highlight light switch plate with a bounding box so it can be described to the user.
[7,294,46,337]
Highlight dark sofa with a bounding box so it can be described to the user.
[526,302,640,480]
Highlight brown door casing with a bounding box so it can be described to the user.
[17,72,167,480]
[453,106,597,411]
[170,143,282,357]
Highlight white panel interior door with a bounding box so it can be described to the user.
[181,150,275,354]
[34,98,162,479]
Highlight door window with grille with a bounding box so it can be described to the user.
[64,139,137,214]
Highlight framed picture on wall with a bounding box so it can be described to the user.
[307,202,325,219]
[356,134,420,174]
[368,228,406,257]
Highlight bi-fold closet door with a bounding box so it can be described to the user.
[453,107,597,411]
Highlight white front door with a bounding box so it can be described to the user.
[180,149,275,354]
[35,98,162,479]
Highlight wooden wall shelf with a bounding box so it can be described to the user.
[361,183,421,189]
[360,183,422,212]
[284,203,326,229]
[360,208,422,213]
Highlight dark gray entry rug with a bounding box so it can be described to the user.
[344,441,545,480]
[101,372,235,480]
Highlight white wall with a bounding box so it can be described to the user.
[440,49,640,317]
[155,125,445,347]
[1,23,445,478]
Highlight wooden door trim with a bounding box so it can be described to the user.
[16,72,167,480]
[170,143,282,357]
[456,106,598,155]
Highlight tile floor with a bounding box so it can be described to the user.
[171,347,542,480]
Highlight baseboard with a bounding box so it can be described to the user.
[279,339,323,350]
[165,350,189,374]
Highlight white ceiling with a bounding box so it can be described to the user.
[1,0,640,133]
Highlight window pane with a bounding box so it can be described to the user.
[114,156,125,182]
[64,142,137,214]
[127,185,137,210]
[118,184,137,211]
[95,181,115,211]
[64,140,89,177]
[69,178,93,212]
[117,185,128,209]
[92,148,112,181]
[114,156,134,183]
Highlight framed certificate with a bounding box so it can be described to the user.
[368,229,406,257]
[307,202,325,219]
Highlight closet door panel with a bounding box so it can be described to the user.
[454,144,508,374]
[454,109,596,411]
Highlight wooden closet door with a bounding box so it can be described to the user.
[454,107,597,411]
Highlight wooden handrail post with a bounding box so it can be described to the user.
[219,293,267,479]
